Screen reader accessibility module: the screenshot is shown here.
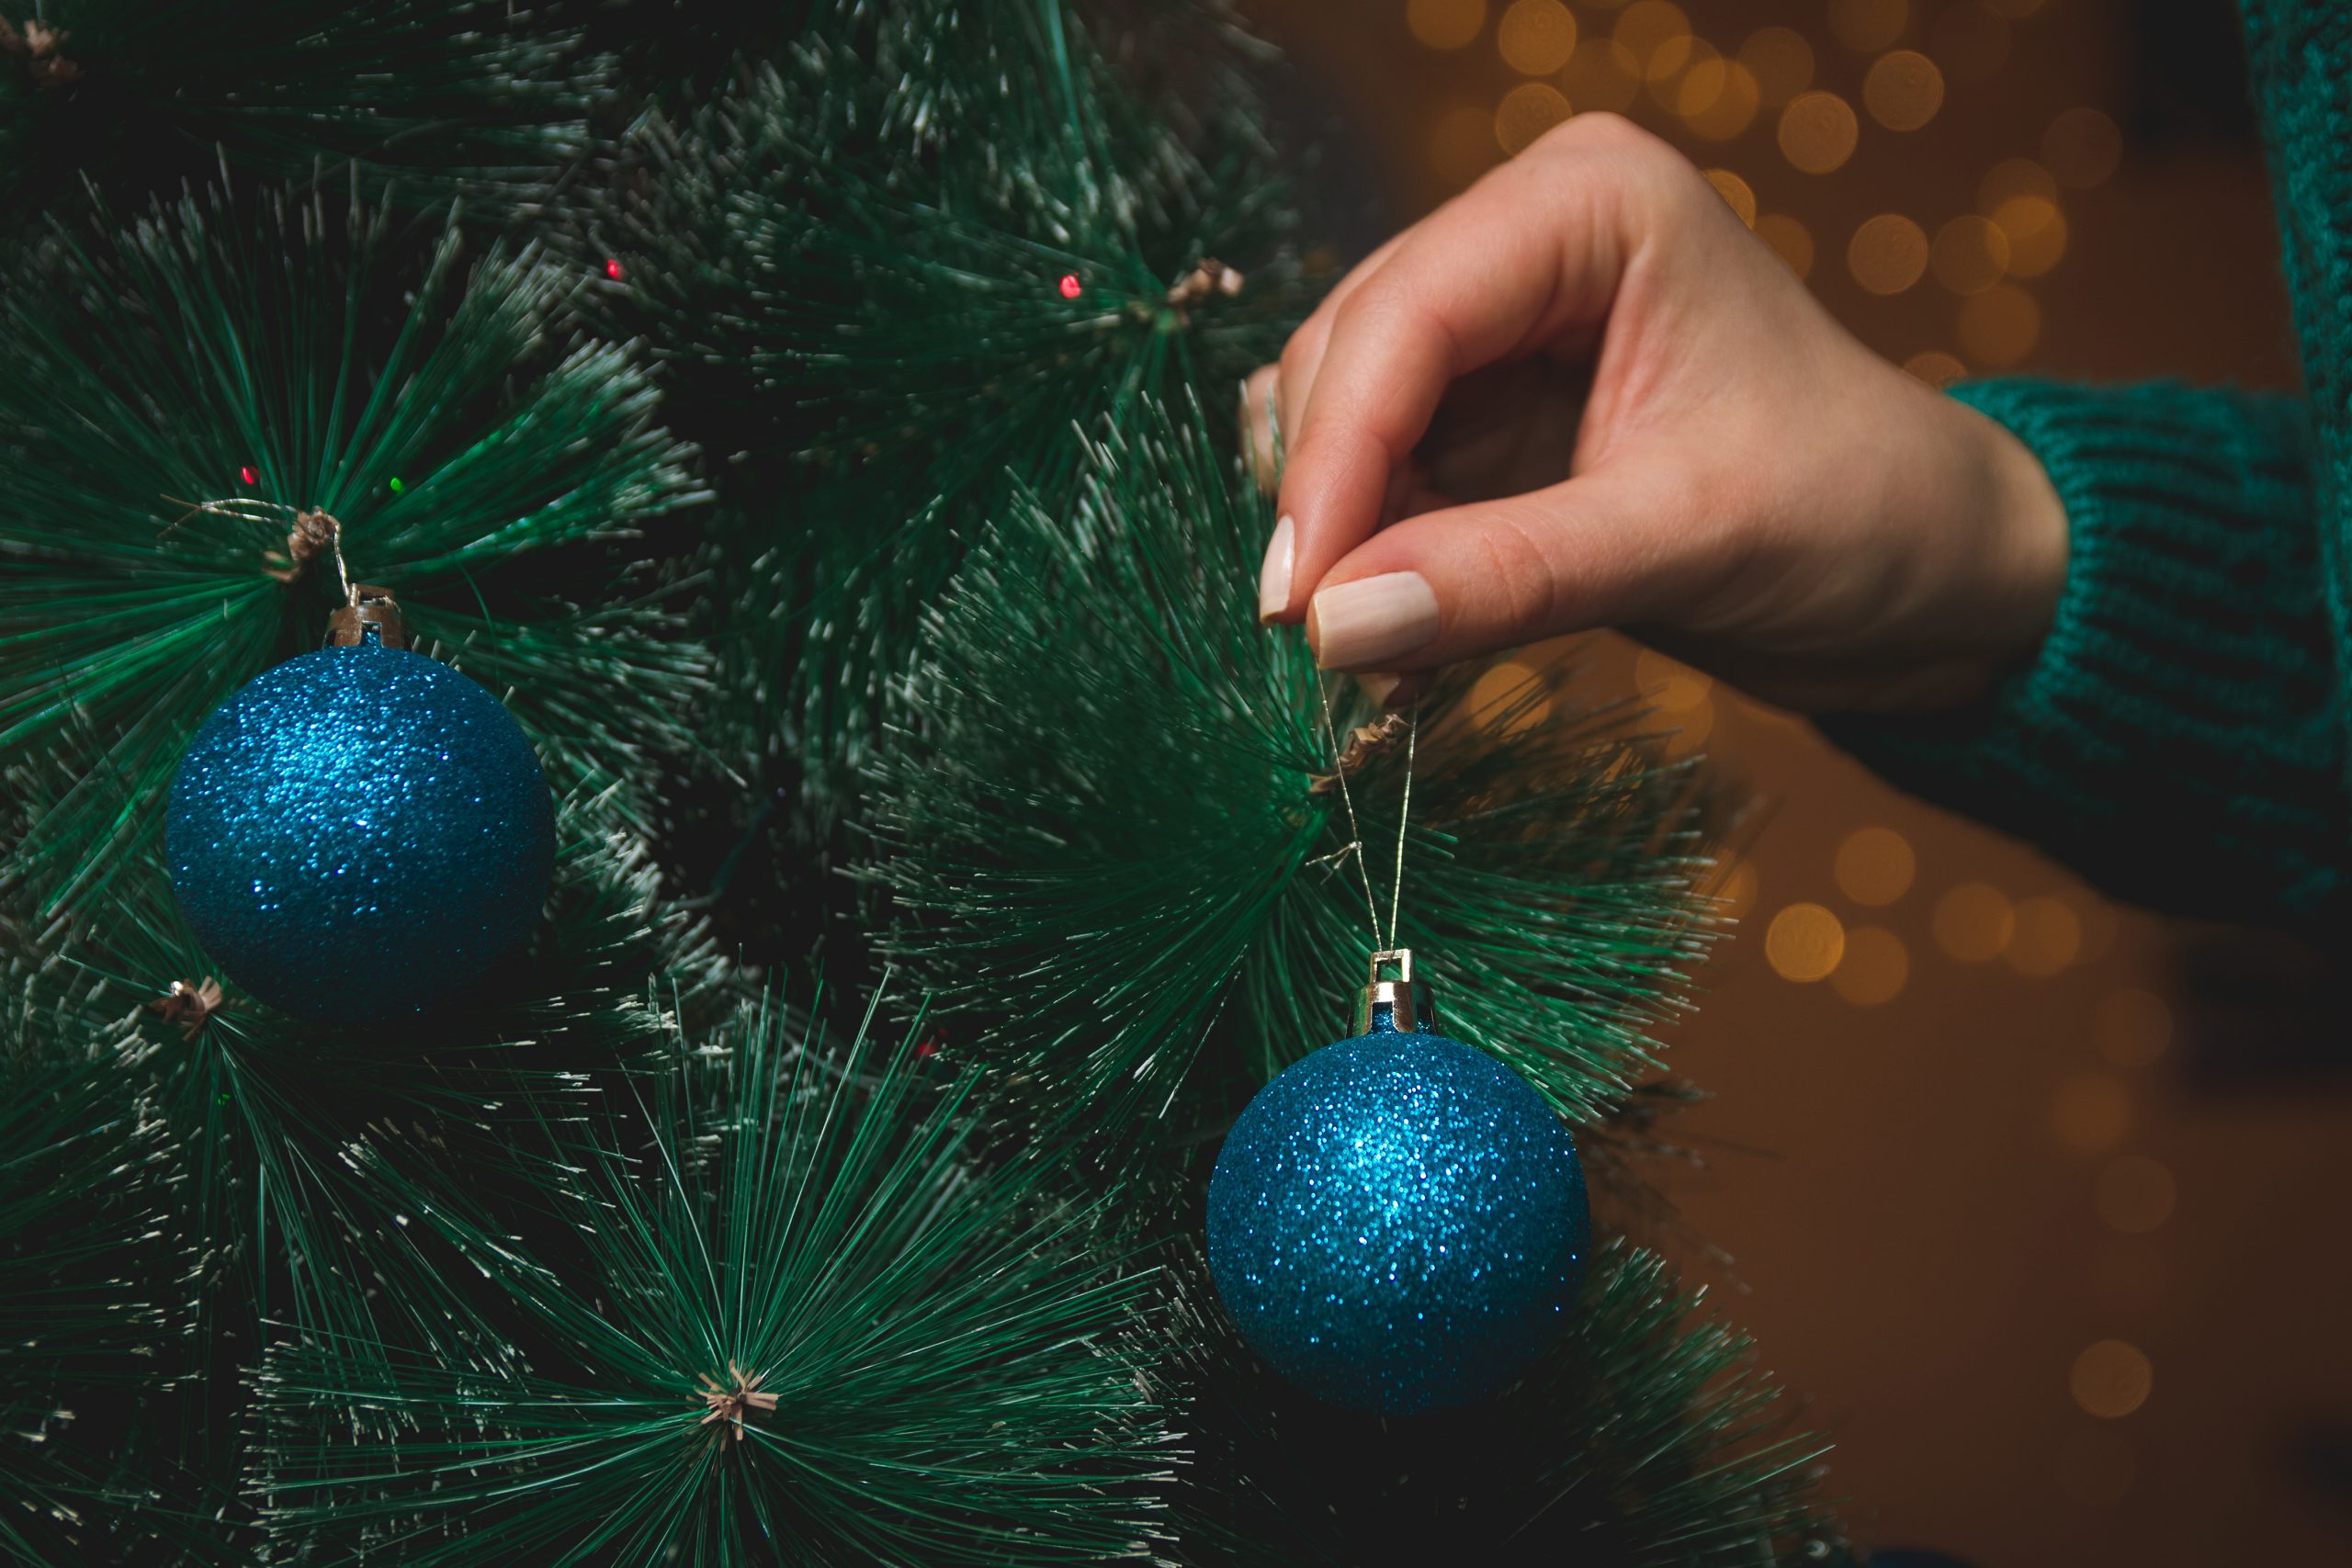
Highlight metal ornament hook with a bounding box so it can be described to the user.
[1352,948,1436,1036]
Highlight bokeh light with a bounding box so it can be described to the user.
[1998,199,2070,277]
[1564,38,1642,115]
[1767,902,1847,982]
[1470,659,1553,735]
[1849,214,1930,294]
[2069,1339,2154,1420]
[1902,349,1967,385]
[2093,988,2173,1067]
[2050,1071,2132,1155]
[1737,26,1814,107]
[1779,91,1860,174]
[1497,0,1577,75]
[1663,694,1714,756]
[2007,894,2083,976]
[1613,1,1690,76]
[1933,881,2014,960]
[1833,825,1916,905]
[1754,213,1815,277]
[1636,648,1713,710]
[1712,858,1760,921]
[1827,0,1907,54]
[1832,924,1910,1005]
[1863,49,1944,131]
[1431,101,1502,186]
[1495,82,1573,155]
[1408,0,1487,51]
[2045,107,2124,187]
[1704,167,1758,226]
[2095,1155,2177,1234]
[1957,282,2041,366]
[1683,58,1761,141]
[1649,37,1720,111]
[1930,214,2009,294]
[1980,155,2059,212]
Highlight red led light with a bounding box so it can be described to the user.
[604,257,624,281]
[1057,273,1081,299]
[239,465,259,486]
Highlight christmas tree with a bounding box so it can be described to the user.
[1,3,1850,1562]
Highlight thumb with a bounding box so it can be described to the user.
[1303,470,1699,671]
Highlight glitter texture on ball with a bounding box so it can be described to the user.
[165,641,556,1024]
[1205,1017,1590,1416]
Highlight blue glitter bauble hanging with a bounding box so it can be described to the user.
[165,638,555,1024]
[1206,960,1589,1416]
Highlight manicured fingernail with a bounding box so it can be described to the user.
[1356,671,1407,708]
[1257,514,1295,623]
[1309,571,1440,670]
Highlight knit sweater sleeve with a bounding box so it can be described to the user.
[1821,378,2346,921]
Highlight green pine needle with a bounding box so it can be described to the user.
[865,399,1726,1137]
[253,993,1172,1565]
[0,178,711,912]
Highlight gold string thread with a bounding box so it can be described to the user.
[1312,679,1421,953]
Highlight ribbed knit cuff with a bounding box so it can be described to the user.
[1822,378,2342,920]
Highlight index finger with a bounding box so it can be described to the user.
[1263,121,1640,623]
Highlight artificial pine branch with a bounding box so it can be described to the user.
[865,399,1725,1138]
[1163,1241,1840,1567]
[253,992,1173,1565]
[0,0,610,239]
[0,177,711,912]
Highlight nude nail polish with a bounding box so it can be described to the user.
[1309,572,1440,670]
[1257,514,1295,623]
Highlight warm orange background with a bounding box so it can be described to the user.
[1239,1,2352,1562]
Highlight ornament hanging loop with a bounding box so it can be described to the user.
[1352,947,1435,1035]
[324,583,405,649]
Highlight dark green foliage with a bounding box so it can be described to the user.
[0,1,608,237]
[1164,1242,1840,1567]
[867,401,1724,1135]
[253,994,1172,1565]
[0,179,710,913]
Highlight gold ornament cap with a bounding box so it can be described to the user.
[1352,948,1435,1035]
[324,584,406,649]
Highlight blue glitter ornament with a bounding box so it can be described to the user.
[1206,951,1589,1416]
[165,618,555,1025]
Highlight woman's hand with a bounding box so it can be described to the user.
[1250,113,2069,715]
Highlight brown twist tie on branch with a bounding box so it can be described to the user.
[263,509,343,585]
[696,1360,778,1445]
[0,18,82,90]
[1308,712,1410,796]
[146,978,223,1042]
[1160,256,1245,321]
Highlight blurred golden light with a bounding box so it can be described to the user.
[1828,0,1907,54]
[1684,59,1760,141]
[2045,107,2123,188]
[1779,91,1860,175]
[1766,902,1846,982]
[2007,894,2083,976]
[1498,0,1577,75]
[1431,101,1503,186]
[1932,881,2013,960]
[1833,826,1916,906]
[2069,1339,2153,1420]
[1931,1,2009,81]
[1409,0,1487,51]
[1648,38,1719,111]
[2050,1071,2132,1155]
[1470,659,1553,735]
[1662,694,1714,756]
[1831,924,1909,1006]
[2093,988,2173,1067]
[1613,1,1690,74]
[1711,858,1759,921]
[2055,1427,2138,1506]
[1496,82,1573,156]
[1997,198,2070,277]
[1703,168,1758,227]
[1754,213,1815,278]
[1957,282,2041,367]
[1849,214,1929,295]
[1564,38,1642,115]
[1979,156,2059,212]
[1737,26,1814,107]
[1635,647,1713,709]
[1903,349,1967,386]
[1863,50,1944,131]
[2095,1156,2177,1234]
[1930,214,2010,295]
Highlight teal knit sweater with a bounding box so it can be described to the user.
[1833,2,2352,921]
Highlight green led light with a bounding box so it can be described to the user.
[389,477,404,493]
